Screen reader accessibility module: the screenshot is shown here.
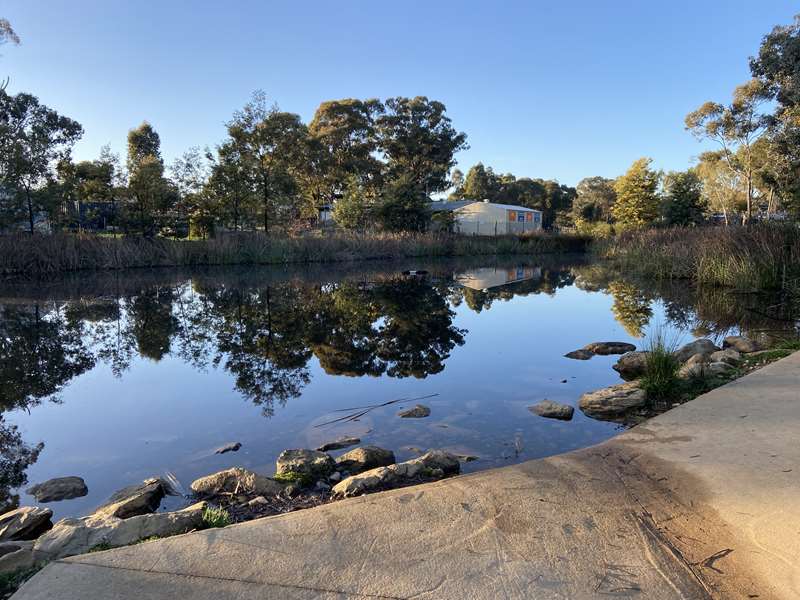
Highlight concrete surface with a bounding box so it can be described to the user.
[15,353,800,599]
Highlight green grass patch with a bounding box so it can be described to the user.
[639,328,681,401]
[272,471,313,487]
[200,506,231,529]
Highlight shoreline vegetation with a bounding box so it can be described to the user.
[0,231,591,278]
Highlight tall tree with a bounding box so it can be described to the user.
[126,121,171,234]
[685,79,771,222]
[226,91,308,232]
[662,170,705,226]
[612,158,661,228]
[462,163,500,200]
[376,97,467,195]
[0,91,83,233]
[171,147,215,237]
[573,176,616,223]
[695,151,745,225]
[207,141,255,231]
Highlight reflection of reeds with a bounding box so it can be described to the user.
[0,231,592,277]
[596,224,800,289]
[314,393,439,428]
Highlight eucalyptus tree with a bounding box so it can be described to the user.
[226,91,309,232]
[0,90,83,233]
[685,79,771,222]
[126,122,174,234]
[206,140,255,231]
[573,176,616,223]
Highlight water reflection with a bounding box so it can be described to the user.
[0,259,797,514]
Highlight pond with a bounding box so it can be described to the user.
[1,257,797,520]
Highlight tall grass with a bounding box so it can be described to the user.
[595,223,800,289]
[640,327,682,401]
[0,231,591,278]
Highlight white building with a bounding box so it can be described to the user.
[429,200,543,235]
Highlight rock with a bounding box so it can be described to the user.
[315,481,331,492]
[94,478,165,519]
[328,471,341,483]
[674,339,719,363]
[455,454,479,463]
[612,351,649,381]
[214,442,241,454]
[332,450,460,498]
[678,362,705,379]
[276,449,335,479]
[247,496,268,507]
[33,502,207,561]
[0,507,53,542]
[26,476,88,503]
[0,540,42,575]
[564,349,594,360]
[707,361,735,377]
[397,404,431,418]
[190,467,284,498]
[316,437,361,452]
[582,342,636,355]
[335,446,396,474]
[685,353,711,367]
[723,335,760,353]
[578,382,647,419]
[528,400,574,420]
[710,348,741,365]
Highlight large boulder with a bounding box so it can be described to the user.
[276,450,335,479]
[0,540,43,575]
[723,335,760,353]
[94,478,165,519]
[332,450,460,498]
[528,400,574,420]
[26,476,88,503]
[0,507,53,542]
[582,342,636,356]
[578,382,647,419]
[316,437,360,452]
[335,446,395,474]
[190,467,284,498]
[33,502,207,561]
[612,351,649,381]
[397,404,431,418]
[674,339,719,363]
[710,348,741,365]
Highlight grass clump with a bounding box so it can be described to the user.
[201,506,231,529]
[272,471,313,487]
[640,328,681,401]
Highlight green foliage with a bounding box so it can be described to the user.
[332,176,370,230]
[662,170,705,226]
[375,175,429,232]
[376,96,467,194]
[272,471,313,486]
[640,329,681,401]
[201,506,232,529]
[573,176,616,223]
[611,158,661,228]
[462,163,500,200]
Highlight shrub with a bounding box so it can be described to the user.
[201,506,231,529]
[640,328,681,401]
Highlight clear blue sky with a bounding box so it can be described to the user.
[3,1,798,185]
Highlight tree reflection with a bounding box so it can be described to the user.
[607,281,654,337]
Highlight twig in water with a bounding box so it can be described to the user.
[314,393,439,428]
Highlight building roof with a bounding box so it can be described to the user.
[428,200,542,213]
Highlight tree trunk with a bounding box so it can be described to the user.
[25,186,34,235]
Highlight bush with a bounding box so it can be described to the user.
[201,506,231,529]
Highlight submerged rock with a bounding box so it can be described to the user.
[214,442,241,454]
[33,502,207,561]
[94,478,165,519]
[26,476,88,503]
[276,449,335,479]
[190,467,284,498]
[316,437,361,452]
[528,400,574,420]
[706,361,735,377]
[579,382,647,419]
[0,507,53,542]
[564,349,594,360]
[397,404,431,418]
[674,339,719,363]
[612,351,649,381]
[335,446,395,474]
[582,342,636,355]
[332,450,460,498]
[723,335,760,353]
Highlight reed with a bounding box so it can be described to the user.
[639,327,682,401]
[0,230,592,277]
[595,223,800,289]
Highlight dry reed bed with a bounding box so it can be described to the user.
[0,231,591,277]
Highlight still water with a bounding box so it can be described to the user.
[1,258,796,520]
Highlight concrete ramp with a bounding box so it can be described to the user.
[15,353,800,599]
